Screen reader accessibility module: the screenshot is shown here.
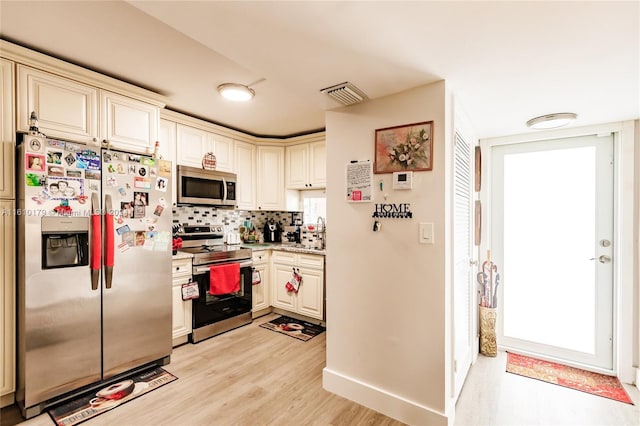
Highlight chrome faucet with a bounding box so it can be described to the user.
[316,216,326,250]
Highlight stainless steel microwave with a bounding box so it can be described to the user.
[176,165,237,207]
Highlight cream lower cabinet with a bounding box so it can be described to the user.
[271,251,324,320]
[171,257,193,346]
[252,251,271,317]
[1,200,15,407]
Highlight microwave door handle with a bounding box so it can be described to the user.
[223,177,228,202]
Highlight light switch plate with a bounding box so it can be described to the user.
[419,222,434,244]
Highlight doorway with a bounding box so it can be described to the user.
[490,134,614,370]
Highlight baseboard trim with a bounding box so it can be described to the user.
[635,367,640,392]
[322,367,449,426]
[1,391,15,409]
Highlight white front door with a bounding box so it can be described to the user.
[491,134,614,370]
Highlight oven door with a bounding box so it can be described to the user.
[191,259,253,329]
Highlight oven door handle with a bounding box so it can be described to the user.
[193,260,253,275]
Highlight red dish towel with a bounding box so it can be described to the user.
[209,263,240,295]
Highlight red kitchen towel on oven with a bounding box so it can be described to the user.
[209,263,240,295]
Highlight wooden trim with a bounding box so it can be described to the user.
[0,40,166,107]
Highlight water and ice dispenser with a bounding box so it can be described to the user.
[41,217,89,269]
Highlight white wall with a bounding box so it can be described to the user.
[322,81,452,425]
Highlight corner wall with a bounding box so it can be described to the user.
[323,81,451,425]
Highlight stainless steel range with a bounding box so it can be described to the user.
[177,226,253,342]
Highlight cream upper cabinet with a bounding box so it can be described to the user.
[1,59,15,199]
[1,200,15,407]
[285,144,308,189]
[285,141,326,189]
[17,65,99,143]
[99,90,159,153]
[158,119,177,206]
[177,124,210,167]
[234,140,256,210]
[257,146,285,210]
[308,141,326,188]
[176,124,234,172]
[210,133,234,172]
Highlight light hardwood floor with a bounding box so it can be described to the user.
[1,314,405,426]
[2,315,638,426]
[454,351,640,426]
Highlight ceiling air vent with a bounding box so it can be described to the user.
[320,82,368,106]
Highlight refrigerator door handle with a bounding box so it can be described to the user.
[90,192,101,290]
[104,194,115,289]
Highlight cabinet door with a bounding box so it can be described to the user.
[0,59,15,199]
[252,262,270,312]
[17,65,98,142]
[100,91,159,153]
[286,144,308,189]
[271,263,297,312]
[235,141,256,210]
[176,124,212,167]
[1,200,15,400]
[211,133,234,172]
[297,267,324,320]
[309,141,326,188]
[172,277,193,340]
[158,120,177,206]
[257,146,285,210]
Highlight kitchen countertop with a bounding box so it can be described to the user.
[242,243,326,256]
[172,245,325,258]
[172,251,194,260]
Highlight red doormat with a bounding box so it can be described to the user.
[48,367,177,426]
[506,352,633,405]
[260,315,325,341]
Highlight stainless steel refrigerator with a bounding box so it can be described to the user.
[16,135,173,418]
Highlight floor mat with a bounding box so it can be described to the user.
[48,367,177,426]
[260,315,325,341]
[506,352,633,405]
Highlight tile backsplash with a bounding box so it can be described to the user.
[173,206,323,248]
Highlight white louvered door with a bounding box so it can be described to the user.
[453,130,474,400]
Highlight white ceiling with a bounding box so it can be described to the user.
[1,1,638,139]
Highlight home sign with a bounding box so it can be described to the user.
[372,203,412,219]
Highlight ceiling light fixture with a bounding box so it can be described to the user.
[217,83,255,102]
[526,112,577,130]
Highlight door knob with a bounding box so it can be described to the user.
[598,255,611,264]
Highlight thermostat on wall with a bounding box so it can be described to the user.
[392,171,413,189]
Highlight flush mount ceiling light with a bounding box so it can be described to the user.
[526,112,577,130]
[217,83,255,102]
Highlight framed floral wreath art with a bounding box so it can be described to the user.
[374,120,433,173]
